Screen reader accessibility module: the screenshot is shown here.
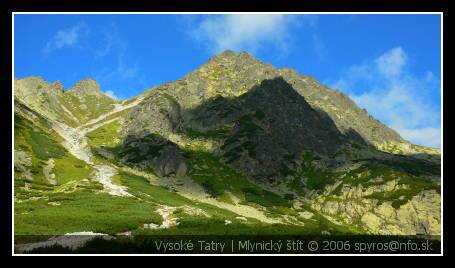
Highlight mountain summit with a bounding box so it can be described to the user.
[67,78,103,95]
[132,50,407,148]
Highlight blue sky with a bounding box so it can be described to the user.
[14,14,441,147]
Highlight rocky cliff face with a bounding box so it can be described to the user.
[119,131,188,178]
[183,77,349,180]
[66,78,102,96]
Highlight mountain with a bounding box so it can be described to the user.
[14,77,118,126]
[13,51,441,251]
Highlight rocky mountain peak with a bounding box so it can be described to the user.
[279,67,300,77]
[14,76,65,97]
[51,80,65,93]
[68,78,102,95]
[209,50,262,65]
[143,51,407,151]
[217,49,237,58]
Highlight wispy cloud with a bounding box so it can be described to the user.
[43,21,148,99]
[327,47,441,148]
[116,53,139,79]
[95,22,126,58]
[375,47,407,78]
[299,14,319,28]
[187,14,310,54]
[43,21,90,54]
[104,90,119,100]
[91,23,148,95]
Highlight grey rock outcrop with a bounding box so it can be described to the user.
[119,131,187,178]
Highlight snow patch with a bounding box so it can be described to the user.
[15,231,111,253]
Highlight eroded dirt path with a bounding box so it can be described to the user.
[52,119,132,196]
[43,158,57,186]
[80,96,144,129]
[94,165,131,197]
[80,117,120,135]
[53,122,93,164]
[143,206,179,229]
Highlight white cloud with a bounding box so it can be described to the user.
[116,53,139,79]
[374,47,407,78]
[392,126,441,148]
[43,22,90,54]
[104,90,119,100]
[328,47,441,148]
[188,14,304,54]
[42,21,146,100]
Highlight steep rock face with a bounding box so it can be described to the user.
[119,93,187,177]
[66,79,102,96]
[184,77,349,180]
[119,131,187,178]
[276,69,404,146]
[123,92,182,137]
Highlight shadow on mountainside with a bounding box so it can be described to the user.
[113,77,440,184]
[179,77,440,181]
[116,130,188,178]
[178,77,372,181]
